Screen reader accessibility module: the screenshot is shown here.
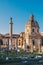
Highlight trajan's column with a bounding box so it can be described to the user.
[9,17,13,50]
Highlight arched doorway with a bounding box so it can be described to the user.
[32,40,35,45]
[32,40,36,50]
[41,37,43,45]
[0,39,3,51]
[27,45,30,49]
[0,39,3,45]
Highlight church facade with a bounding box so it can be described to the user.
[0,14,43,53]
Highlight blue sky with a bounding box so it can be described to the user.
[0,0,43,34]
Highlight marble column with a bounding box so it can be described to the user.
[35,39,38,50]
[15,39,18,51]
[6,39,9,50]
[24,39,26,51]
[30,39,33,53]
[9,17,13,50]
[38,39,41,54]
[9,39,12,50]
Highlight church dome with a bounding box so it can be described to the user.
[26,14,39,28]
[35,21,39,27]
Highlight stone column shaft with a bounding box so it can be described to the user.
[38,39,41,53]
[30,39,33,53]
[9,17,13,50]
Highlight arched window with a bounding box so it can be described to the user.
[0,39,3,45]
[27,45,30,49]
[32,29,34,32]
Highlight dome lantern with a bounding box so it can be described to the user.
[30,14,34,21]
